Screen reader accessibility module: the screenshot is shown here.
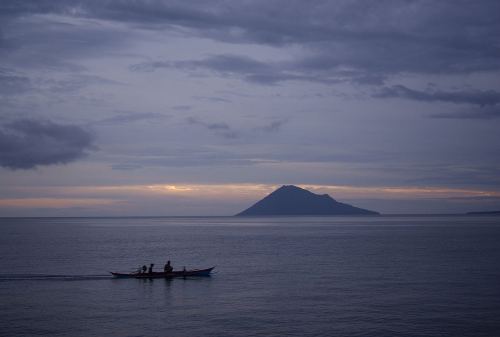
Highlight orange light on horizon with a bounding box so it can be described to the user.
[0,198,119,208]
[147,185,195,192]
[2,183,499,210]
[300,184,500,199]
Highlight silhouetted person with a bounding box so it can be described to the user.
[164,260,173,273]
[142,265,147,274]
[148,263,154,274]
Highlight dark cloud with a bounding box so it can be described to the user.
[374,84,500,119]
[131,54,342,85]
[131,55,284,85]
[375,85,500,107]
[0,119,96,169]
[186,117,238,139]
[3,1,500,85]
[111,163,143,171]
[176,55,271,76]
[254,119,288,133]
[72,0,499,76]
[41,74,120,93]
[192,96,232,103]
[88,1,500,78]
[129,61,169,72]
[185,117,287,139]
[0,5,135,74]
[0,70,117,99]
[186,116,229,130]
[0,0,69,17]
[94,112,169,125]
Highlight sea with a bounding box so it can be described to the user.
[0,215,499,337]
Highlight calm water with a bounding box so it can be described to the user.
[0,216,499,337]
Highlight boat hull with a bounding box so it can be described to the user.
[111,267,214,279]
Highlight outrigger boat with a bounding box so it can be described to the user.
[111,267,214,279]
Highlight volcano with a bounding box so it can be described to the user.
[236,185,379,216]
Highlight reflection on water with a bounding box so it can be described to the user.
[0,274,111,281]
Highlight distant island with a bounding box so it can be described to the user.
[466,211,500,215]
[236,185,379,216]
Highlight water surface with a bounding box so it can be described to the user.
[0,216,499,336]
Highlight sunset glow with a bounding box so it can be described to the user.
[2,183,498,214]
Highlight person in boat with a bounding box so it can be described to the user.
[148,263,154,274]
[164,260,173,273]
[141,265,147,274]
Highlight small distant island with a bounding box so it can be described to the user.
[236,185,379,216]
[466,211,500,216]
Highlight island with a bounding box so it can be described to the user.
[466,211,500,216]
[236,185,379,216]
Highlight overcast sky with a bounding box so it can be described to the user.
[1,0,500,216]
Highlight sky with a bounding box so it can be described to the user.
[1,0,500,216]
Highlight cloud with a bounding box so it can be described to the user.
[131,54,284,85]
[186,116,238,139]
[185,117,287,139]
[375,85,500,107]
[175,55,271,77]
[74,1,499,71]
[86,1,500,78]
[4,1,500,86]
[131,54,344,85]
[41,74,120,93]
[0,70,118,101]
[374,84,500,119]
[0,119,96,169]
[254,119,288,133]
[111,163,143,170]
[0,68,32,95]
[192,96,232,103]
[430,106,500,119]
[171,105,192,111]
[114,145,258,168]
[404,165,500,187]
[94,111,169,125]
[0,13,127,71]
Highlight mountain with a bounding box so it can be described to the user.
[236,185,379,216]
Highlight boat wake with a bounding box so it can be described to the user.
[0,274,111,281]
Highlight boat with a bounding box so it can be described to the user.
[110,267,215,279]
